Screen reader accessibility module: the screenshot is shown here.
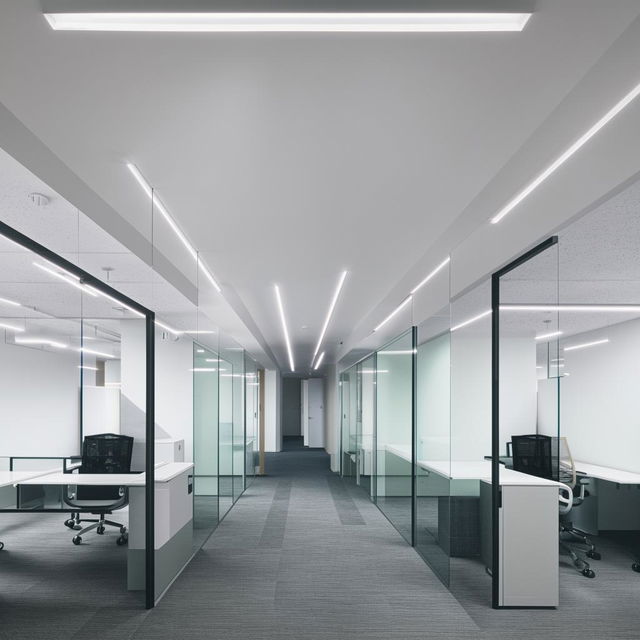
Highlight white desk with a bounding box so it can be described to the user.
[14,462,194,596]
[384,445,560,487]
[19,462,193,487]
[575,461,640,485]
[0,470,59,488]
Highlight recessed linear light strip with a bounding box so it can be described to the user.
[410,257,450,295]
[564,338,609,352]
[535,330,563,340]
[44,12,531,33]
[127,163,221,293]
[274,285,295,372]
[16,337,67,348]
[491,80,640,224]
[0,321,25,332]
[314,352,325,370]
[312,270,348,363]
[374,295,412,333]
[34,262,98,296]
[0,297,20,307]
[501,304,640,312]
[84,285,145,318]
[373,256,449,333]
[450,309,492,332]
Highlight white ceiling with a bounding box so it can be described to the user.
[2,1,640,373]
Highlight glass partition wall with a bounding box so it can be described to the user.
[0,221,155,608]
[375,330,415,544]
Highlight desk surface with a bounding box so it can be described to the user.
[575,461,640,485]
[384,445,560,487]
[0,470,59,488]
[18,462,194,486]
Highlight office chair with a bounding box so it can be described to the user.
[511,434,598,578]
[557,437,600,571]
[63,433,133,546]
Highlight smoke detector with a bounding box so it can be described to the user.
[28,193,50,207]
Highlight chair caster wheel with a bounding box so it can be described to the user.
[120,526,127,534]
[632,562,640,573]
[0,542,4,550]
[582,568,595,578]
[116,535,128,546]
[64,518,76,529]
[96,525,105,535]
[586,550,601,560]
[72,536,82,545]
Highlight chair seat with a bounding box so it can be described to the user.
[65,499,124,509]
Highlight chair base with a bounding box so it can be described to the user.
[64,512,128,546]
[560,524,599,578]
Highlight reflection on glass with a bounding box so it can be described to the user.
[448,280,491,597]
[193,344,219,546]
[375,330,414,544]
[415,308,450,585]
[218,353,234,518]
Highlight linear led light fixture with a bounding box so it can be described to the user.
[410,257,450,295]
[535,330,563,340]
[191,367,218,372]
[274,284,295,372]
[312,270,347,363]
[491,80,640,224]
[34,262,98,296]
[374,295,412,332]
[79,365,99,371]
[450,309,492,332]
[361,369,389,374]
[501,304,640,312]
[80,346,115,358]
[314,352,325,370]
[16,337,67,348]
[183,330,217,335]
[0,322,25,332]
[155,319,183,336]
[84,284,145,318]
[378,349,417,355]
[563,338,609,352]
[44,12,531,33]
[126,163,221,293]
[0,297,20,307]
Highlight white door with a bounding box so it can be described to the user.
[307,378,325,448]
[301,380,309,446]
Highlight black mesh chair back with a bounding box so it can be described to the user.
[80,433,134,474]
[77,433,134,500]
[511,434,554,480]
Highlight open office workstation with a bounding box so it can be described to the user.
[0,183,260,612]
[341,173,640,610]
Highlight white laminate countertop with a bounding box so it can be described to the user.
[18,462,194,486]
[384,446,561,487]
[0,469,59,488]
[575,461,640,485]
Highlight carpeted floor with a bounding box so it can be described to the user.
[3,446,640,639]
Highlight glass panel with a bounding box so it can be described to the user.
[218,349,234,518]
[245,354,258,488]
[358,355,375,498]
[375,330,414,544]
[415,306,451,585]
[193,343,219,546]
[448,279,491,603]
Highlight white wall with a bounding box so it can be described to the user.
[155,333,193,460]
[500,337,538,450]
[307,378,325,448]
[417,333,450,461]
[264,369,282,452]
[0,340,80,457]
[538,317,640,473]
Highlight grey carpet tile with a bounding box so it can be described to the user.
[6,448,640,639]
